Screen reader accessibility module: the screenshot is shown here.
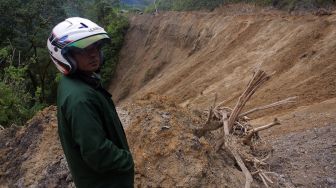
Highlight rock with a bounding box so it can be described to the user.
[327,177,335,185]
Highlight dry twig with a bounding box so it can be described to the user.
[239,96,297,118]
[243,118,280,145]
[231,147,254,188]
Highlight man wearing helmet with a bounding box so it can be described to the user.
[48,17,134,188]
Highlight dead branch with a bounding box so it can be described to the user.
[228,70,270,132]
[222,111,229,136]
[259,173,269,188]
[239,97,298,118]
[246,157,268,167]
[254,118,280,132]
[261,171,274,184]
[214,112,230,151]
[243,118,280,145]
[194,121,222,137]
[230,146,253,188]
[213,93,218,107]
[200,68,292,187]
[215,98,231,110]
[217,106,233,113]
[213,109,222,119]
[205,107,214,125]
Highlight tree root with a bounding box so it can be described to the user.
[194,68,297,187]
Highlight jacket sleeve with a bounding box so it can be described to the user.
[66,99,134,173]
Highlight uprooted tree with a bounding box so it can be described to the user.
[194,68,297,188]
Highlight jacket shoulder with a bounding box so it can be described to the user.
[58,76,98,106]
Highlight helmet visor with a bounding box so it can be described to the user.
[68,34,110,49]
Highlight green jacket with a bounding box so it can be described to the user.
[57,74,134,188]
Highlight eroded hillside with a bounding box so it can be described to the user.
[107,5,336,186]
[1,4,336,188]
[109,4,336,135]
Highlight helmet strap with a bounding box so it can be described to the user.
[99,51,104,65]
[65,53,77,74]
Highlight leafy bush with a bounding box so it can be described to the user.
[0,65,46,127]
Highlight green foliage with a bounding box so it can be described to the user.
[152,0,223,11]
[101,12,129,87]
[0,47,9,61]
[69,0,129,87]
[0,0,128,126]
[88,1,129,87]
[0,65,45,127]
[272,0,334,10]
[144,3,156,12]
[0,82,29,126]
[145,0,335,11]
[0,0,66,127]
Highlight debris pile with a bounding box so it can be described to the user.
[124,93,248,187]
[194,69,297,187]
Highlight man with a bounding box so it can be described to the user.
[47,17,134,188]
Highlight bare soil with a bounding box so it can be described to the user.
[0,106,74,188]
[108,5,336,187]
[0,95,335,187]
[1,4,336,188]
[269,124,336,188]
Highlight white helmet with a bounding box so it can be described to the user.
[47,17,110,75]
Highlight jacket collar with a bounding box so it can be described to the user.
[71,71,112,98]
[72,71,101,89]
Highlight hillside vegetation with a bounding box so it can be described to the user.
[145,0,335,12]
[0,0,128,127]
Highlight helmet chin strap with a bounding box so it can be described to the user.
[99,50,104,65]
[66,54,78,74]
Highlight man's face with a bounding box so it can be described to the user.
[72,44,101,74]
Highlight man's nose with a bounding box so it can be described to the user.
[87,49,99,57]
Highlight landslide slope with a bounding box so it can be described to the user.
[109,6,336,186]
[109,5,336,135]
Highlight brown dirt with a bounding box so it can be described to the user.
[0,94,334,187]
[1,4,336,188]
[0,95,260,188]
[124,93,250,187]
[108,4,336,187]
[0,106,74,188]
[110,4,336,127]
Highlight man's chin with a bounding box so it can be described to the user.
[91,64,100,71]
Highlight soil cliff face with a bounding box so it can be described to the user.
[107,6,336,186]
[109,5,336,132]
